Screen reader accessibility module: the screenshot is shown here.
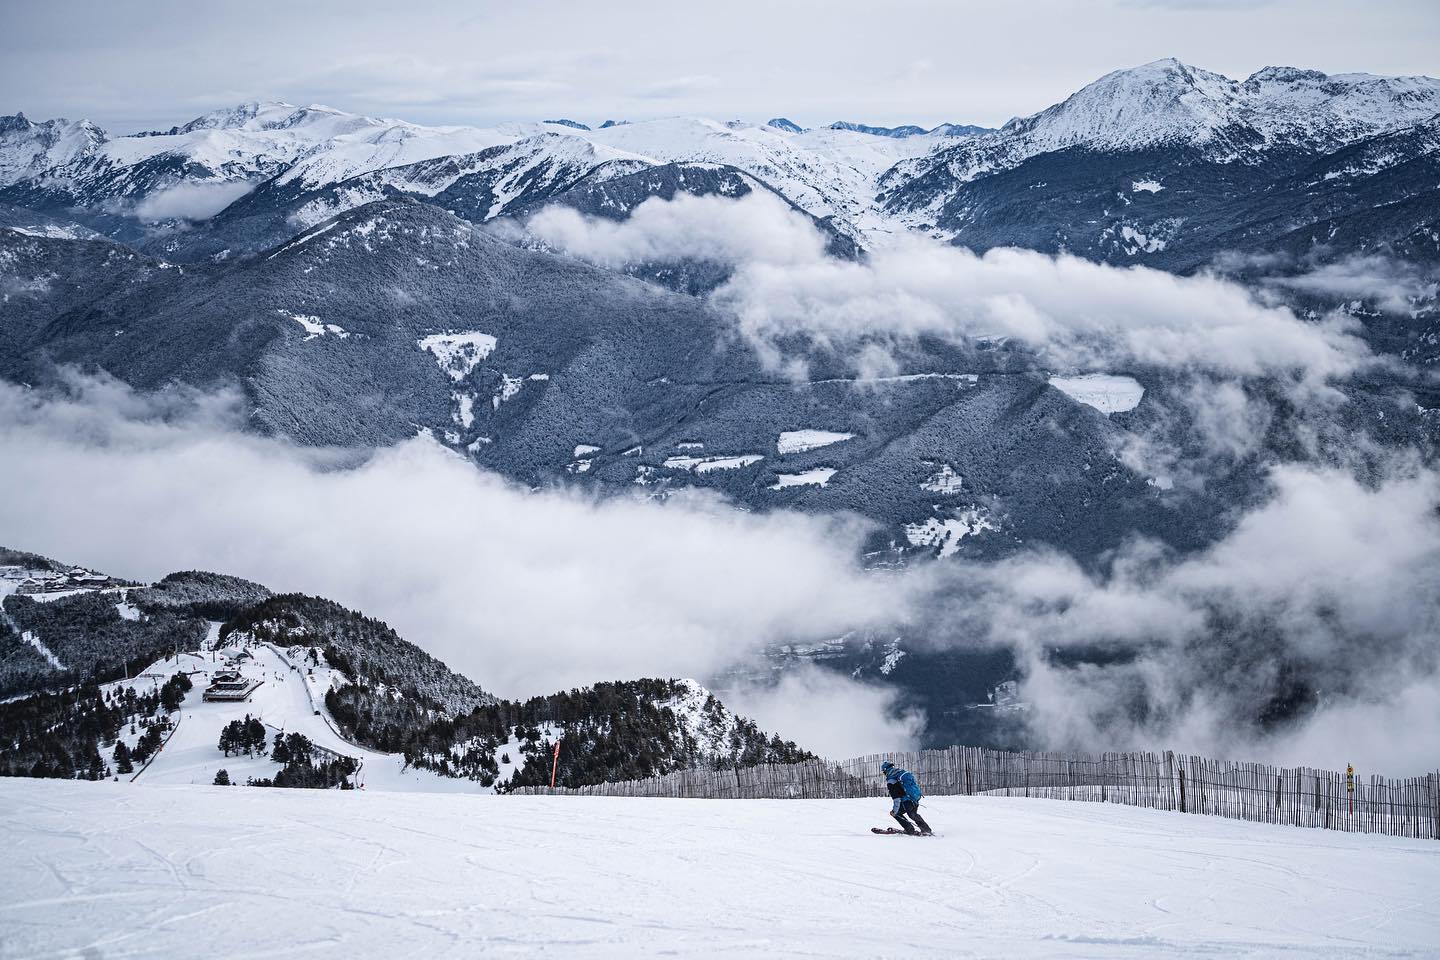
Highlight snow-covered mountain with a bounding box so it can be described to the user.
[0,112,106,186]
[0,113,104,187]
[8,59,1432,257]
[888,58,1440,188]
[0,104,958,245]
[876,59,1440,266]
[562,116,951,242]
[3,101,380,200]
[0,101,571,228]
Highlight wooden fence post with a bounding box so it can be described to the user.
[1432,772,1439,841]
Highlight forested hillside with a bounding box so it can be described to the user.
[0,546,814,791]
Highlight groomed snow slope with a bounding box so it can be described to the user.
[4,780,1438,958]
[124,644,480,792]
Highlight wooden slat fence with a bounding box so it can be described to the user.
[512,746,1440,840]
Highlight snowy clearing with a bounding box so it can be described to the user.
[4,780,1438,959]
[1048,374,1145,414]
[919,463,963,494]
[278,309,349,341]
[416,331,498,380]
[663,453,764,473]
[769,467,837,489]
[777,429,854,454]
[453,392,475,429]
[905,511,996,557]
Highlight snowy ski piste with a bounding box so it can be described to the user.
[6,779,1439,958]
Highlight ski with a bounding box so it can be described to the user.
[871,827,936,836]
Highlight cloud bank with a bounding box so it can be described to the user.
[526,191,828,270]
[529,191,1374,385]
[721,665,926,760]
[926,461,1440,772]
[4,374,1435,771]
[132,180,254,222]
[0,375,926,754]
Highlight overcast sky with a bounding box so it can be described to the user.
[4,0,1437,134]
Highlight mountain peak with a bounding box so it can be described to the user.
[0,112,34,134]
[1245,65,1329,85]
[0,111,108,186]
[767,118,804,134]
[828,121,929,138]
[174,100,301,134]
[929,122,991,137]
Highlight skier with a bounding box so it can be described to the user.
[881,760,933,835]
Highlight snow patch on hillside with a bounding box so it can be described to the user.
[919,463,963,494]
[905,509,996,557]
[417,331,497,380]
[20,630,64,670]
[657,679,743,756]
[278,309,348,341]
[1049,373,1145,413]
[777,429,854,455]
[452,393,475,429]
[879,638,906,675]
[664,453,764,473]
[769,467,837,489]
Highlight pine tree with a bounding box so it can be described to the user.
[247,717,267,755]
[213,769,231,786]
[113,741,133,774]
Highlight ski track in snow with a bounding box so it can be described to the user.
[4,780,1439,959]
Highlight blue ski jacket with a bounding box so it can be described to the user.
[885,767,923,804]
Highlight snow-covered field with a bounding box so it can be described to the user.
[4,780,1437,959]
[1048,374,1145,414]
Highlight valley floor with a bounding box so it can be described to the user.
[3,780,1439,958]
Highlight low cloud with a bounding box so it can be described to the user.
[1265,256,1438,316]
[721,665,926,759]
[0,375,925,724]
[1112,375,1282,491]
[132,180,254,221]
[925,461,1440,772]
[531,192,1373,385]
[1213,250,1439,317]
[3,374,1434,771]
[526,191,827,271]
